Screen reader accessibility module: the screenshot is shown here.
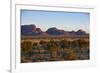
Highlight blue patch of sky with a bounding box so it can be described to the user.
[21,10,90,33]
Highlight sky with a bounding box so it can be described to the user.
[21,10,90,33]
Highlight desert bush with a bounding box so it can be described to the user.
[39,40,47,45]
[67,53,77,60]
[76,39,89,48]
[70,40,77,48]
[33,42,38,46]
[21,56,32,63]
[63,49,77,60]
[54,41,60,47]
[51,51,57,58]
[21,40,33,53]
[32,42,39,49]
[39,40,48,49]
[49,47,58,52]
[60,40,69,48]
[46,40,59,59]
[47,40,57,49]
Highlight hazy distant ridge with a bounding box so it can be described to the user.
[21,24,88,36]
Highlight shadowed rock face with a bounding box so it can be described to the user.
[36,28,42,33]
[46,27,65,35]
[21,24,42,36]
[21,24,88,36]
[21,25,34,35]
[75,29,86,35]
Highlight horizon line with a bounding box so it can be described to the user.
[21,24,89,33]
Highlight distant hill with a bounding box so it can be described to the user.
[46,27,67,35]
[21,24,88,36]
